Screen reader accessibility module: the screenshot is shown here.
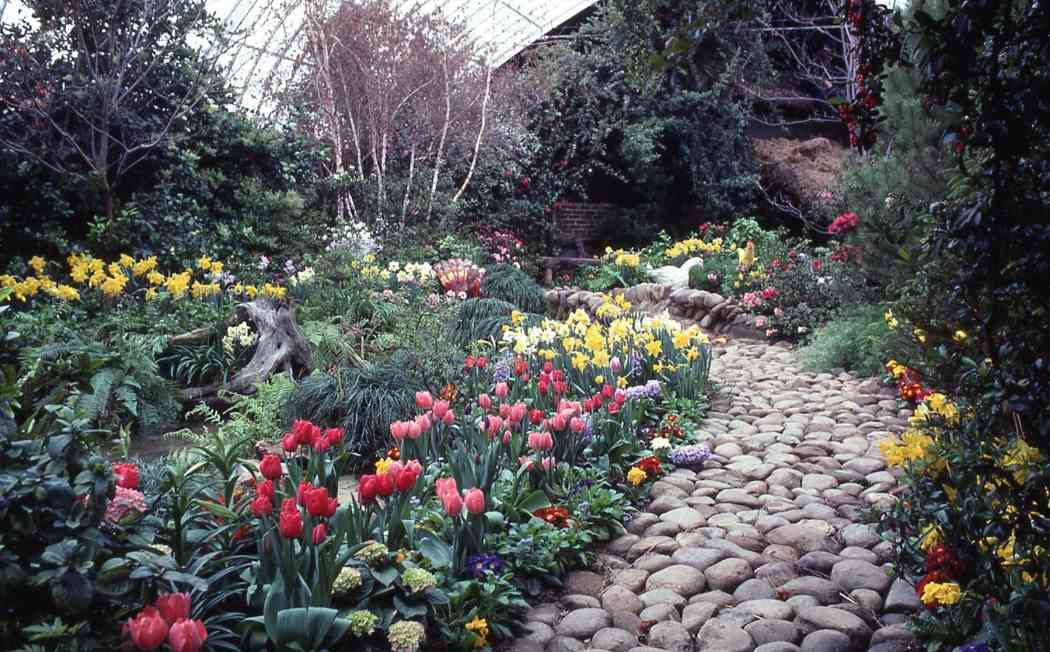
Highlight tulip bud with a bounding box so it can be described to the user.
[167,618,207,652]
[476,356,487,369]
[390,421,406,441]
[407,422,422,439]
[282,432,298,452]
[415,414,431,433]
[432,400,450,419]
[259,454,283,480]
[442,409,455,425]
[543,361,553,374]
[495,382,509,399]
[499,402,511,419]
[312,523,328,545]
[610,356,622,374]
[415,391,434,410]
[155,593,191,626]
[602,384,614,399]
[478,394,492,411]
[529,409,544,425]
[127,607,169,651]
[358,475,378,504]
[251,494,273,517]
[541,457,556,471]
[570,417,586,434]
[551,414,567,431]
[463,488,485,515]
[376,473,394,497]
[442,491,463,516]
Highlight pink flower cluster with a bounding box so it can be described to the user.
[435,477,485,517]
[106,485,147,524]
[828,211,860,235]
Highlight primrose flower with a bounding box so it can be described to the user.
[920,581,962,607]
[627,467,647,486]
[465,616,490,648]
[650,437,671,451]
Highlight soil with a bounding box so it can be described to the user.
[752,136,848,204]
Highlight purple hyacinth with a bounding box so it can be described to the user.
[669,444,711,469]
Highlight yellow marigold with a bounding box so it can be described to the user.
[70,263,89,284]
[920,581,961,607]
[88,269,107,288]
[29,256,46,274]
[627,467,647,486]
[107,262,122,277]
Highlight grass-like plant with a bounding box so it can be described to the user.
[481,263,547,313]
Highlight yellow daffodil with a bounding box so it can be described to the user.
[29,256,46,274]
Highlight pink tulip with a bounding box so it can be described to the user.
[501,431,512,445]
[127,606,169,650]
[570,417,586,434]
[435,477,458,501]
[415,414,431,433]
[167,619,207,652]
[495,382,509,399]
[485,416,502,436]
[442,491,463,516]
[541,457,556,471]
[415,391,433,410]
[499,403,511,419]
[478,394,492,411]
[432,400,450,419]
[463,488,485,515]
[406,422,422,439]
[528,431,554,452]
[510,403,526,423]
[312,523,328,545]
[610,356,622,373]
[551,413,567,431]
[442,409,455,425]
[155,592,191,626]
[390,421,406,441]
[614,389,626,403]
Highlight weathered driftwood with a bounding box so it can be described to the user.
[172,300,312,402]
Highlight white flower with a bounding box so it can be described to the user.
[387,261,401,272]
[651,437,671,450]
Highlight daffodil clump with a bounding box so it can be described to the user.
[2,252,286,306]
[663,237,724,261]
[499,296,711,397]
[602,247,640,268]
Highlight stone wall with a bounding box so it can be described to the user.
[544,283,766,339]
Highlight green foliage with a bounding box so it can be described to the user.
[18,335,179,436]
[800,304,896,376]
[480,264,546,314]
[490,520,595,596]
[284,357,428,463]
[447,298,518,349]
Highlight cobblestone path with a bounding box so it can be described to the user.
[506,340,922,652]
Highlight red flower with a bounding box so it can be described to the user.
[533,506,570,528]
[251,494,273,517]
[113,463,140,490]
[127,606,169,651]
[155,593,191,626]
[257,479,275,500]
[926,543,966,578]
[358,475,378,504]
[259,454,282,480]
[324,427,344,447]
[637,456,663,477]
[811,259,823,271]
[281,432,298,452]
[376,473,394,497]
[464,488,485,515]
[303,487,338,518]
[394,460,423,492]
[167,618,207,652]
[312,523,328,545]
[828,211,860,235]
[278,501,303,538]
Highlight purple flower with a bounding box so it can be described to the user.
[466,553,505,578]
[958,644,990,652]
[669,445,711,469]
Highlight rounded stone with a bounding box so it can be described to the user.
[647,620,694,652]
[746,619,801,646]
[612,569,650,593]
[602,585,644,615]
[799,629,851,652]
[660,507,706,530]
[638,603,679,622]
[547,636,585,652]
[754,644,802,652]
[695,619,754,652]
[733,578,776,601]
[779,577,843,605]
[555,608,611,638]
[681,601,718,633]
[565,570,606,598]
[638,588,687,608]
[796,606,872,644]
[645,564,707,596]
[704,557,753,592]
[590,627,639,652]
[671,547,729,572]
[562,594,601,609]
[525,621,556,645]
[830,559,892,593]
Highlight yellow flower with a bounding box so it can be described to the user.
[165,271,192,299]
[210,261,223,275]
[145,287,158,301]
[617,377,628,388]
[736,241,755,269]
[919,525,942,551]
[28,256,46,274]
[197,256,212,270]
[511,310,524,326]
[119,254,135,268]
[672,331,691,349]
[100,273,128,298]
[465,617,489,648]
[645,339,662,357]
[594,375,605,385]
[107,262,122,277]
[913,328,927,343]
[70,263,89,284]
[147,270,165,285]
[920,581,961,607]
[627,467,647,486]
[88,269,107,288]
[953,330,968,343]
[56,285,80,301]
[243,285,259,299]
[686,347,700,362]
[133,256,158,277]
[884,309,899,330]
[375,457,395,475]
[592,349,610,368]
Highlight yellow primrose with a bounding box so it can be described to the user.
[920,581,961,607]
[627,467,647,486]
[29,256,46,274]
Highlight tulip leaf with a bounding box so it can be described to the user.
[393,594,428,618]
[372,565,398,586]
[417,536,451,568]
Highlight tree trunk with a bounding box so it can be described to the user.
[175,300,312,402]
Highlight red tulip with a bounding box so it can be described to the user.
[113,463,140,490]
[324,427,345,446]
[312,523,328,545]
[602,384,614,399]
[127,606,169,651]
[281,432,298,452]
[495,382,509,399]
[415,391,434,410]
[501,430,512,444]
[279,504,303,538]
[538,380,549,395]
[292,419,320,447]
[478,394,492,411]
[396,460,422,492]
[297,481,313,505]
[376,473,395,497]
[358,474,378,503]
[464,354,476,369]
[167,618,207,652]
[485,415,502,436]
[432,400,450,420]
[463,488,485,515]
[313,436,330,452]
[476,356,487,369]
[259,454,283,480]
[551,413,567,431]
[251,494,273,517]
[257,479,275,500]
[303,487,338,518]
[529,409,544,425]
[155,592,191,626]
[435,477,458,501]
[543,361,553,374]
[608,401,621,415]
[528,431,554,452]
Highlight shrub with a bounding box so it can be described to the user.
[447,298,519,348]
[480,264,547,314]
[799,304,895,376]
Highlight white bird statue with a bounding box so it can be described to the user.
[648,257,703,288]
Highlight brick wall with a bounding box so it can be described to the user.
[552,202,618,243]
